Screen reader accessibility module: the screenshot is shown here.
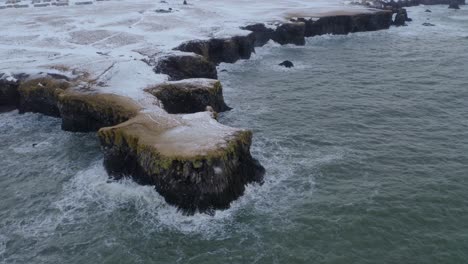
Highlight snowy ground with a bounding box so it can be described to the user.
[0,0,376,102]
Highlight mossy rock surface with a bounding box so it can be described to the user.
[145,79,230,114]
[58,92,142,132]
[18,77,70,117]
[98,112,265,214]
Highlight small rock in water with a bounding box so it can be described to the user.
[425,9,432,12]
[32,143,37,147]
[220,69,228,72]
[449,0,460,9]
[183,0,187,5]
[422,22,436,26]
[279,60,294,68]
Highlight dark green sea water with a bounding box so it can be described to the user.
[1,5,467,264]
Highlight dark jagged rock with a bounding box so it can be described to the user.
[18,77,70,117]
[279,60,294,68]
[272,22,306,46]
[393,9,409,26]
[381,0,465,8]
[0,79,20,112]
[145,79,230,114]
[98,113,265,215]
[241,23,274,47]
[449,0,461,9]
[154,54,217,81]
[58,92,141,132]
[175,34,255,64]
[422,22,436,26]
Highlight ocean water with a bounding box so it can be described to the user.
[1,5,468,264]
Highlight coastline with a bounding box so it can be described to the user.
[0,0,462,214]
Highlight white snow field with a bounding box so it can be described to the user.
[0,0,375,100]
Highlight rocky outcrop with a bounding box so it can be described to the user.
[271,22,306,45]
[98,112,265,215]
[175,34,255,64]
[0,79,20,112]
[18,77,70,117]
[393,9,409,26]
[145,79,230,114]
[154,54,217,81]
[302,11,393,37]
[241,23,274,47]
[379,0,465,9]
[58,92,141,132]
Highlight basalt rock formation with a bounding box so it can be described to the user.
[18,77,70,117]
[154,54,218,81]
[175,34,256,64]
[58,92,142,132]
[145,79,230,114]
[241,23,274,47]
[98,112,265,215]
[272,22,306,45]
[1,74,264,215]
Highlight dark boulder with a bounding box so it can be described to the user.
[425,9,432,12]
[449,0,461,8]
[154,54,217,81]
[241,23,274,47]
[279,60,294,68]
[271,22,306,46]
[393,9,409,26]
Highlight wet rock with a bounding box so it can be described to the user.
[145,79,230,114]
[304,11,392,37]
[279,60,294,68]
[58,92,141,132]
[393,9,409,26]
[18,78,70,117]
[425,9,432,12]
[449,0,461,8]
[175,34,255,64]
[422,22,436,26]
[272,22,306,46]
[0,79,20,112]
[154,54,217,81]
[98,112,265,215]
[241,23,274,47]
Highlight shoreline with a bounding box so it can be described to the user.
[0,1,462,214]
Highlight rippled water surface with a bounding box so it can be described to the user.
[1,6,468,264]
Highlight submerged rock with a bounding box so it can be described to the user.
[279,60,294,68]
[425,9,432,12]
[98,112,265,215]
[175,34,255,64]
[145,79,230,114]
[154,54,217,81]
[422,22,436,26]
